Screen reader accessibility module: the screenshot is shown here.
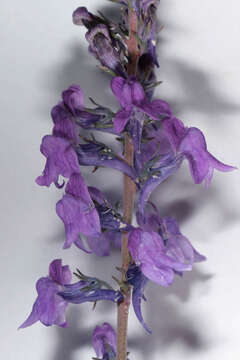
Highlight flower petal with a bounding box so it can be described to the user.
[86,233,111,256]
[129,229,190,285]
[56,174,101,248]
[65,173,92,203]
[19,300,39,329]
[131,80,145,104]
[179,127,236,186]
[36,136,80,187]
[74,234,92,253]
[114,108,132,133]
[138,99,171,120]
[92,323,117,358]
[111,77,126,105]
[49,259,72,286]
[162,117,186,151]
[72,7,93,26]
[62,85,84,115]
[56,194,101,248]
[51,103,77,142]
[111,77,133,108]
[141,263,174,287]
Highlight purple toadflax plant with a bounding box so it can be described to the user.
[19,1,236,359]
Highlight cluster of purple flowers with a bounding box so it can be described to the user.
[20,0,236,357]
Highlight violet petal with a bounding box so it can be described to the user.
[138,99,171,120]
[132,80,146,104]
[36,135,80,187]
[92,322,117,358]
[56,174,101,248]
[179,127,236,186]
[74,234,92,254]
[51,103,77,142]
[114,108,132,133]
[62,85,84,115]
[128,229,191,286]
[86,233,111,256]
[111,77,133,108]
[162,117,186,151]
[72,7,93,26]
[49,259,72,286]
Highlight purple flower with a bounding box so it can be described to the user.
[56,173,101,249]
[111,76,171,132]
[72,7,95,26]
[51,85,84,142]
[86,24,125,76]
[36,135,80,188]
[92,323,117,359]
[57,186,124,256]
[162,117,236,186]
[128,228,192,286]
[73,8,126,76]
[19,259,72,329]
[77,140,137,181]
[52,85,115,135]
[137,206,206,269]
[126,265,150,333]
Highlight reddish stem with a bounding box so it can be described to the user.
[116,6,139,360]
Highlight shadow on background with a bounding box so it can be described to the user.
[128,272,213,358]
[51,307,91,360]
[42,2,239,359]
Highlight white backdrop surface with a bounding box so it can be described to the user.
[1,1,240,359]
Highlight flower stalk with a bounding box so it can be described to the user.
[116,6,139,360]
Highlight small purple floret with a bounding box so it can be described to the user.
[162,117,236,186]
[128,228,193,286]
[19,259,71,329]
[62,84,84,116]
[92,322,117,359]
[56,173,101,249]
[137,204,206,275]
[111,76,171,132]
[51,84,84,142]
[72,7,94,26]
[36,135,80,188]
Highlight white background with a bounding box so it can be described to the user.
[1,0,240,359]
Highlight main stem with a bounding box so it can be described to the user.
[116,7,139,360]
